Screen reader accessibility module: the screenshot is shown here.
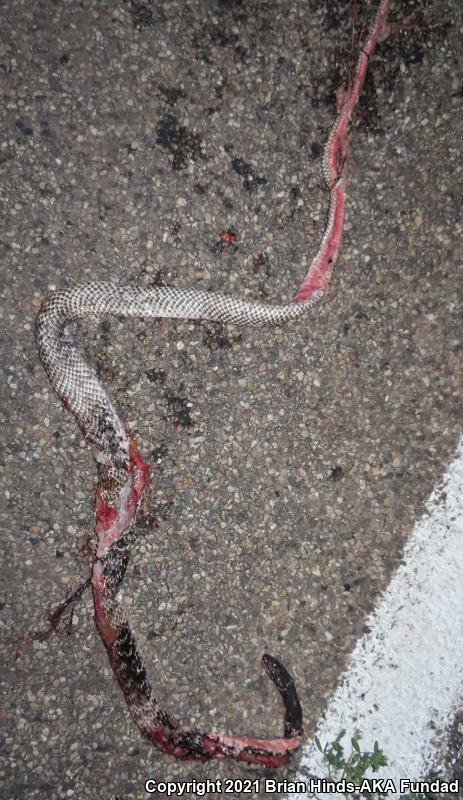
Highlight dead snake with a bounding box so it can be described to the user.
[35,0,391,766]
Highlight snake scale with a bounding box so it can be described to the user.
[36,0,391,766]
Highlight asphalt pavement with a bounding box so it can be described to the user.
[0,1,462,798]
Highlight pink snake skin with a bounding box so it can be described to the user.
[35,0,392,767]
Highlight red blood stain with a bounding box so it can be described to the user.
[219,229,237,243]
[95,492,117,533]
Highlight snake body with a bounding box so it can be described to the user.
[36,0,391,766]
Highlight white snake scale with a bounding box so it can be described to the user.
[35,0,391,767]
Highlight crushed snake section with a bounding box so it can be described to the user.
[35,0,391,766]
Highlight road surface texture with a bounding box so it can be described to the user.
[1,0,462,798]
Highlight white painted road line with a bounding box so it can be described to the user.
[288,439,463,799]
